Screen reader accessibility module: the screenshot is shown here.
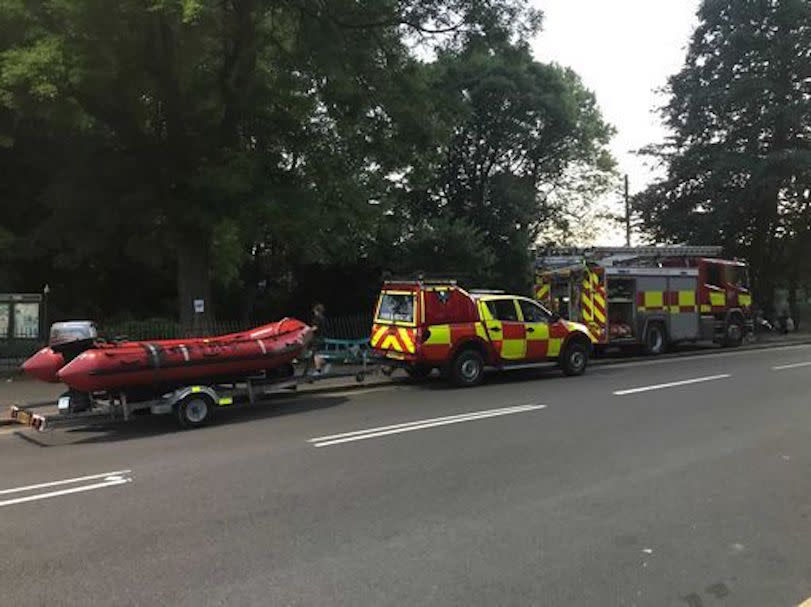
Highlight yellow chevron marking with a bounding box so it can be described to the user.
[380,334,402,352]
[371,325,388,347]
[397,328,415,353]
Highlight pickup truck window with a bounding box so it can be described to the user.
[519,300,549,323]
[377,293,415,323]
[487,299,519,322]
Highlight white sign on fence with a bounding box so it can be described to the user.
[193,299,205,314]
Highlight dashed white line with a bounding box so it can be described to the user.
[613,374,731,396]
[772,361,811,371]
[309,404,546,447]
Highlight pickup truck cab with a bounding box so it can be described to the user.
[370,280,595,386]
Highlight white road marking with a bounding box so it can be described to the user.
[594,343,811,372]
[613,374,731,396]
[0,476,131,507]
[310,404,546,447]
[772,361,811,371]
[0,469,131,496]
[309,403,538,442]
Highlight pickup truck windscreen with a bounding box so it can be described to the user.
[376,292,416,324]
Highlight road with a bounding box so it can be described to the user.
[2,345,811,606]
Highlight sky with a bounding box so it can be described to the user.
[530,0,701,245]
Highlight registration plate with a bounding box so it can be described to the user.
[12,408,32,426]
[386,351,406,360]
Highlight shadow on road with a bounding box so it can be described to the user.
[27,393,350,446]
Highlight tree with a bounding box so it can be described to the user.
[0,0,542,322]
[392,42,615,292]
[634,0,811,313]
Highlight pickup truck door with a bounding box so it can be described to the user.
[518,298,562,361]
[480,298,527,361]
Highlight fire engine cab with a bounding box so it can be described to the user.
[535,246,753,354]
[370,280,595,387]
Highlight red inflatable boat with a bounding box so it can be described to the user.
[23,319,313,393]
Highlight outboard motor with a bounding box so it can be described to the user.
[49,322,98,413]
[49,321,98,363]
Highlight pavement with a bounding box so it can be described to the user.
[2,343,811,605]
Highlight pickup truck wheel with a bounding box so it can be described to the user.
[561,340,589,376]
[450,349,484,387]
[176,393,213,429]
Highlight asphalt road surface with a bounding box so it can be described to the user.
[2,345,811,606]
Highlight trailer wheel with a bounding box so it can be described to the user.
[176,393,214,429]
[643,322,667,355]
[450,349,484,387]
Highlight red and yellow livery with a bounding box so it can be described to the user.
[371,280,594,387]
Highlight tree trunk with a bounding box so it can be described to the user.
[177,238,213,330]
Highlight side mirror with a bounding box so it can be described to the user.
[549,311,561,323]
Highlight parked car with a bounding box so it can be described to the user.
[370,280,595,387]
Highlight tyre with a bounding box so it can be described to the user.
[723,318,744,347]
[450,349,484,387]
[643,323,667,355]
[176,393,214,429]
[560,340,589,376]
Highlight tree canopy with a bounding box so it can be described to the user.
[634,0,811,313]
[0,0,614,323]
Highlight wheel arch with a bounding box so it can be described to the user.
[449,337,493,364]
[641,316,669,341]
[561,330,593,356]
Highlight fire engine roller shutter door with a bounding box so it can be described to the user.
[635,276,669,338]
[667,276,699,341]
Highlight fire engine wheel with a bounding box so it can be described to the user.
[450,349,484,387]
[561,340,589,376]
[643,323,667,355]
[724,319,744,347]
[176,393,213,429]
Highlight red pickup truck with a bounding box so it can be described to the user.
[370,280,595,387]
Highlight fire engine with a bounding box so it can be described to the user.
[535,246,753,354]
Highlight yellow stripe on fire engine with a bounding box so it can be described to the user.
[679,291,696,307]
[700,304,711,313]
[581,293,593,321]
[739,293,752,306]
[475,323,489,340]
[593,308,606,324]
[644,292,664,309]
[547,338,562,357]
[397,328,416,353]
[710,291,725,306]
[425,324,451,345]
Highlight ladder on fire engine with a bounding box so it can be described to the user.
[536,245,723,271]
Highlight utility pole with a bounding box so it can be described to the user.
[624,174,631,247]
